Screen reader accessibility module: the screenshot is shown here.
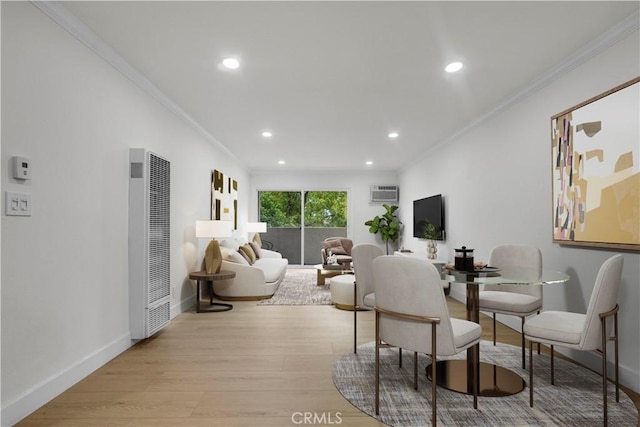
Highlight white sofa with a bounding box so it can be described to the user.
[213,238,288,300]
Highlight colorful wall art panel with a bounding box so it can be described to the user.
[551,77,639,251]
[211,169,238,229]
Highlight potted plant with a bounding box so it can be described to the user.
[365,204,402,255]
[423,219,441,259]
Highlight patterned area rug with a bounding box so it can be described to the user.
[333,341,638,426]
[258,269,332,305]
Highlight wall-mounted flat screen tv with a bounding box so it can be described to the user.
[413,194,445,240]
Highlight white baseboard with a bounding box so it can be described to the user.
[2,297,197,425]
[170,295,195,319]
[1,333,132,427]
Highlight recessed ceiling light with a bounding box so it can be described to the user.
[278,160,286,165]
[388,132,399,139]
[262,131,272,138]
[366,161,373,166]
[222,58,240,70]
[445,61,463,73]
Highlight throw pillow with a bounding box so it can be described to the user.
[226,249,249,265]
[324,239,347,255]
[249,241,262,259]
[219,238,240,250]
[253,233,262,247]
[239,244,257,264]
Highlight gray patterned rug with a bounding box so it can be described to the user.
[258,269,332,305]
[333,341,638,426]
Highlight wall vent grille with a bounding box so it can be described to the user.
[129,149,171,339]
[148,300,170,336]
[148,153,170,305]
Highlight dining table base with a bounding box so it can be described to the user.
[427,360,525,397]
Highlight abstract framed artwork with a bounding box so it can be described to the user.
[211,169,238,229]
[551,77,639,251]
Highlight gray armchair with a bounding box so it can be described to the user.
[321,237,353,265]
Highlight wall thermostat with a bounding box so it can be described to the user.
[11,156,31,180]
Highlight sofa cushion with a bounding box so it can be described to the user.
[249,241,262,259]
[219,239,240,250]
[324,239,348,255]
[253,258,288,283]
[222,247,250,265]
[219,237,248,250]
[239,244,257,264]
[237,248,252,264]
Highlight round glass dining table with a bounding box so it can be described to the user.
[427,267,570,397]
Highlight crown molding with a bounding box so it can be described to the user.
[30,1,638,173]
[407,10,639,168]
[30,1,244,168]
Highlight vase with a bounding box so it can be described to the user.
[427,240,437,259]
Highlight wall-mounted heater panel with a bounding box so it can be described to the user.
[129,148,171,339]
[370,185,399,203]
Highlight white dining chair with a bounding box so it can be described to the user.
[351,243,384,353]
[373,255,482,425]
[478,244,542,368]
[524,254,623,427]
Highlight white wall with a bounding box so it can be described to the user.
[1,2,638,425]
[1,3,249,424]
[399,31,640,392]
[250,170,399,255]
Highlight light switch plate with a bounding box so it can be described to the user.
[5,191,31,216]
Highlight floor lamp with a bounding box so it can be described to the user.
[196,220,233,274]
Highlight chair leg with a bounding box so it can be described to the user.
[550,345,554,386]
[375,311,380,415]
[473,343,478,410]
[399,348,403,368]
[529,340,534,407]
[521,316,526,369]
[537,311,541,355]
[601,314,609,427]
[492,313,496,345]
[353,285,357,353]
[614,311,619,403]
[431,323,437,427]
[413,352,418,390]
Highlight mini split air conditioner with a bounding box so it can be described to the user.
[370,185,399,203]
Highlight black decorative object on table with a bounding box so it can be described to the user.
[454,246,474,271]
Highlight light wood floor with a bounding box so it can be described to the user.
[18,296,640,426]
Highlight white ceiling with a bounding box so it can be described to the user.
[59,1,639,172]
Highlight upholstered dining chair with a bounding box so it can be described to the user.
[524,254,623,427]
[351,243,384,353]
[373,256,482,425]
[478,244,542,368]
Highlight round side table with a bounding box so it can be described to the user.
[189,270,235,313]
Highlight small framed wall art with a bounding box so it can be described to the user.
[211,169,238,230]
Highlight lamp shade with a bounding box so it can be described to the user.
[246,222,267,233]
[196,220,233,239]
